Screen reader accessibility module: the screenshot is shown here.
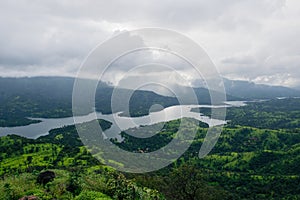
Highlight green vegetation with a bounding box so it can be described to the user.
[0,77,179,127]
[0,76,243,127]
[1,96,300,199]
[117,123,300,199]
[0,168,164,200]
[0,120,164,199]
[192,98,300,129]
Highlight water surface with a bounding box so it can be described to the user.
[0,102,245,139]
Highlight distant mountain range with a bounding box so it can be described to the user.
[0,76,299,127]
[1,76,299,104]
[223,78,300,100]
[0,77,178,126]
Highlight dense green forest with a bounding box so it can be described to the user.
[192,98,300,129]
[0,77,179,127]
[1,98,300,199]
[0,120,164,199]
[1,77,300,199]
[1,77,299,128]
[0,77,242,127]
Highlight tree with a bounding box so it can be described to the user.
[26,156,33,166]
[166,164,231,200]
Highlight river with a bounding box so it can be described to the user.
[0,101,246,139]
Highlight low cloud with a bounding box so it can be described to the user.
[0,0,300,89]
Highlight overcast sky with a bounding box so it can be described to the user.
[0,0,300,88]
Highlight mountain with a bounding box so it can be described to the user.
[145,77,300,103]
[223,78,300,99]
[165,86,242,105]
[0,77,240,126]
[0,77,178,127]
[1,76,299,127]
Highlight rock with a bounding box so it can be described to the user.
[37,170,55,185]
[19,196,38,200]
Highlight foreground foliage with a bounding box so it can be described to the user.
[1,98,300,199]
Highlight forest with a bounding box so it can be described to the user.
[0,77,242,127]
[1,98,300,199]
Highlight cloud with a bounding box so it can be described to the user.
[0,0,300,88]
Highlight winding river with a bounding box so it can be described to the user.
[0,101,245,139]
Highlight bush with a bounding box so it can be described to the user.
[75,190,112,200]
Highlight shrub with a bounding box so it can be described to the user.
[75,190,112,200]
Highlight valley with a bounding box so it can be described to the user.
[1,77,300,199]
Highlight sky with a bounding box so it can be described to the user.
[0,0,300,88]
